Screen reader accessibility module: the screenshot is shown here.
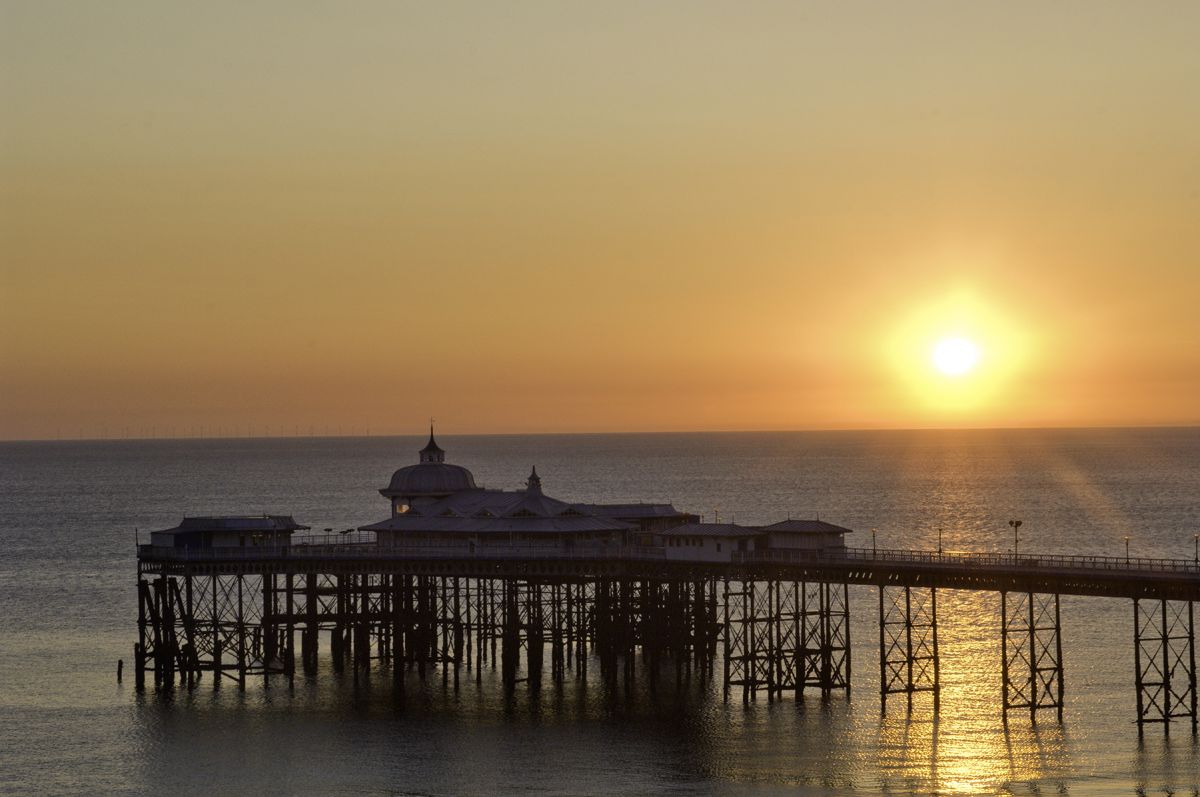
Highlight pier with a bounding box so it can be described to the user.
[135,539,1198,734]
[132,434,1198,735]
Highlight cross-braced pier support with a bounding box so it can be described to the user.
[1134,599,1197,735]
[800,580,851,697]
[878,585,939,710]
[723,579,773,702]
[723,579,850,703]
[1001,591,1064,723]
[768,580,801,700]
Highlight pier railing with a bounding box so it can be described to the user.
[137,539,1200,576]
[836,546,1199,574]
[137,541,669,562]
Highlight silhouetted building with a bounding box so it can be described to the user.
[149,515,308,549]
[362,431,694,552]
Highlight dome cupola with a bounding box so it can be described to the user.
[380,425,477,514]
[419,427,445,463]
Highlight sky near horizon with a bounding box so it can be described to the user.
[2,2,1199,439]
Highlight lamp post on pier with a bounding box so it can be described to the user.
[871,527,877,556]
[938,527,943,555]
[1123,535,1131,563]
[1008,519,1022,559]
[1193,533,1198,564]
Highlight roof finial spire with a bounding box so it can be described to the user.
[526,465,543,494]
[419,421,445,463]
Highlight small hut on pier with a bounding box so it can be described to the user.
[655,519,852,562]
[149,515,309,549]
[760,519,852,552]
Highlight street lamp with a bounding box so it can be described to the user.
[1194,533,1198,564]
[938,527,944,555]
[1008,519,1022,559]
[871,527,877,556]
[1123,535,1131,563]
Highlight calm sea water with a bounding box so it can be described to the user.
[1,429,1198,796]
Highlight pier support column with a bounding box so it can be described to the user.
[799,581,851,697]
[471,578,488,683]
[550,583,565,683]
[438,577,449,683]
[391,574,405,688]
[574,581,591,680]
[236,575,247,690]
[302,573,318,675]
[331,575,346,673]
[501,579,521,689]
[135,579,153,690]
[596,579,617,685]
[722,580,772,702]
[262,574,276,683]
[181,575,198,688]
[452,577,464,687]
[356,574,373,671]
[526,582,544,689]
[152,577,175,688]
[694,579,718,674]
[769,580,801,700]
[167,577,196,687]
[1134,599,1197,735]
[413,576,431,680]
[879,585,939,710]
[284,572,295,685]
[1001,591,1063,723]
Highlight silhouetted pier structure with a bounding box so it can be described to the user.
[132,433,1197,734]
[135,540,1198,735]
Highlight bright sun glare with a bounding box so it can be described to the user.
[931,337,981,377]
[884,284,1031,417]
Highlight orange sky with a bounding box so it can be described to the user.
[2,3,1199,439]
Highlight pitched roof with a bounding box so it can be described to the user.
[152,515,310,535]
[762,519,853,534]
[573,502,690,519]
[361,489,631,535]
[659,522,764,539]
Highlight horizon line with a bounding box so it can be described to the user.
[3,421,1199,444]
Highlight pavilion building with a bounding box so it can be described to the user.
[361,430,696,552]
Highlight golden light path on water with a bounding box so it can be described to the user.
[706,587,1079,794]
[875,591,1067,795]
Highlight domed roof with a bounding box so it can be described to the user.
[381,462,477,497]
[380,428,477,498]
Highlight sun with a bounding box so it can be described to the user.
[881,283,1034,418]
[931,336,981,377]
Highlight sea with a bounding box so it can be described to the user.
[1,428,1198,796]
